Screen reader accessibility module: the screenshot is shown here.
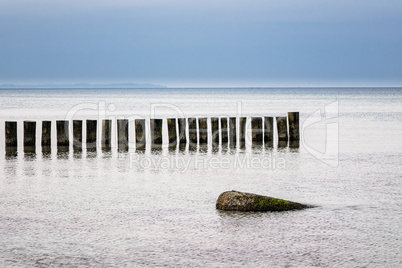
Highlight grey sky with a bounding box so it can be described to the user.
[1,0,401,87]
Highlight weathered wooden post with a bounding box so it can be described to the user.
[73,120,82,150]
[211,117,219,146]
[150,119,163,147]
[102,119,111,151]
[264,117,274,146]
[251,117,263,143]
[276,116,288,142]
[5,121,18,156]
[167,118,177,146]
[56,120,69,149]
[288,112,299,148]
[188,118,197,146]
[178,118,186,145]
[198,118,208,145]
[288,112,299,141]
[23,121,36,152]
[135,119,146,150]
[5,122,18,148]
[221,117,228,144]
[86,120,97,150]
[117,119,129,151]
[41,121,51,149]
[229,117,236,147]
[239,117,246,146]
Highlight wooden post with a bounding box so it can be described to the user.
[135,119,146,150]
[276,116,288,141]
[73,120,82,149]
[150,119,163,146]
[56,120,69,148]
[41,121,51,148]
[221,117,228,143]
[288,112,299,142]
[86,120,97,150]
[24,121,36,148]
[167,118,177,146]
[264,117,274,144]
[5,121,17,148]
[198,118,208,145]
[251,117,263,143]
[178,118,186,145]
[5,121,17,156]
[102,119,111,150]
[239,117,246,145]
[117,119,129,151]
[211,117,219,146]
[188,118,197,146]
[229,117,236,147]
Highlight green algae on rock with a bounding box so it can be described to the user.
[216,191,312,212]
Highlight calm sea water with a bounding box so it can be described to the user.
[0,88,401,267]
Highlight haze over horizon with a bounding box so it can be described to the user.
[1,0,401,87]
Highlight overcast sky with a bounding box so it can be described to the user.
[0,0,401,87]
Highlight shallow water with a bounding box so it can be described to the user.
[0,88,401,267]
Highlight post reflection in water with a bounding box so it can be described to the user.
[101,145,111,153]
[264,141,273,148]
[57,146,69,159]
[211,144,220,154]
[2,135,299,163]
[42,146,51,158]
[24,150,36,160]
[86,149,97,159]
[73,144,83,159]
[118,144,129,153]
[199,145,208,154]
[1,135,298,181]
[23,152,36,177]
[102,150,113,159]
[5,147,18,159]
[3,154,18,184]
[178,143,186,152]
[168,144,177,153]
[151,146,163,155]
[251,142,263,151]
[189,144,197,153]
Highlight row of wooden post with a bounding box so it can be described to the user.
[4,112,299,151]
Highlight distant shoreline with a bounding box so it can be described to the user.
[0,83,167,89]
[0,86,401,90]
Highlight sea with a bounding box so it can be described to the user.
[0,87,401,267]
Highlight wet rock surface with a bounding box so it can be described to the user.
[216,191,312,212]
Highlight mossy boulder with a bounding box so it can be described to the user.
[216,190,312,212]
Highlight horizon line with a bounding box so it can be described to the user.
[0,85,401,89]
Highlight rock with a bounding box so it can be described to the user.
[216,191,312,212]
